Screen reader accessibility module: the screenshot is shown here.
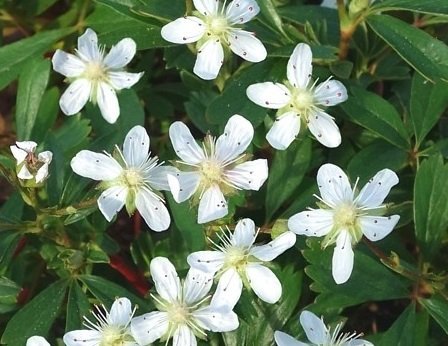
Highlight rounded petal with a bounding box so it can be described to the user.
[266,111,301,150]
[228,30,266,62]
[123,125,150,167]
[17,165,33,180]
[103,38,137,69]
[308,109,341,148]
[108,297,133,326]
[77,28,100,61]
[187,250,226,273]
[246,263,282,304]
[360,215,400,241]
[173,324,197,346]
[287,43,313,89]
[183,268,214,305]
[231,217,257,247]
[215,114,254,163]
[317,163,353,207]
[194,38,224,80]
[314,79,348,107]
[52,50,85,77]
[161,16,205,44]
[26,336,50,346]
[250,231,296,261]
[197,185,228,224]
[246,82,291,109]
[320,0,338,8]
[274,331,308,346]
[193,0,219,15]
[130,311,169,345]
[288,209,334,237]
[97,82,120,124]
[10,145,28,164]
[167,171,201,202]
[59,78,91,115]
[16,141,37,153]
[98,186,127,222]
[108,71,143,90]
[135,188,170,232]
[226,0,260,24]
[211,268,243,310]
[224,159,268,191]
[147,166,179,191]
[299,310,327,344]
[332,230,354,284]
[348,339,374,346]
[71,150,122,181]
[35,162,50,183]
[193,307,239,332]
[169,122,205,164]
[355,169,399,208]
[37,151,53,164]
[63,330,101,346]
[150,257,181,302]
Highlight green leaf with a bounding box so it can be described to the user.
[420,294,448,334]
[410,73,448,148]
[15,58,50,140]
[0,277,20,314]
[1,280,68,344]
[372,0,448,16]
[259,0,288,38]
[31,87,60,142]
[340,86,410,149]
[66,281,91,331]
[367,15,448,82]
[265,139,312,220]
[414,155,448,256]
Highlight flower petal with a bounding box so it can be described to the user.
[194,38,224,80]
[26,336,50,346]
[299,310,327,344]
[246,263,282,304]
[288,209,334,237]
[98,186,127,222]
[103,38,137,69]
[63,330,101,346]
[150,257,181,302]
[35,163,50,183]
[59,78,91,115]
[52,50,85,77]
[183,268,214,305]
[211,268,243,310]
[16,141,37,153]
[37,151,52,164]
[135,188,170,232]
[193,307,239,332]
[173,325,197,346]
[123,125,150,167]
[77,28,100,61]
[215,114,254,163]
[147,166,178,191]
[355,169,399,208]
[347,339,374,346]
[360,215,400,241]
[169,121,205,164]
[193,0,219,15]
[274,331,308,346]
[250,231,296,261]
[71,150,122,180]
[130,311,169,345]
[97,82,120,124]
[226,0,260,24]
[314,79,348,106]
[308,109,341,148]
[10,145,28,164]
[246,82,291,109]
[287,43,313,89]
[224,159,268,191]
[231,217,257,247]
[228,29,266,62]
[108,71,143,90]
[108,297,133,326]
[167,171,201,202]
[317,163,353,207]
[17,165,33,180]
[332,230,354,284]
[187,250,226,273]
[266,111,301,150]
[197,185,228,224]
[161,16,205,44]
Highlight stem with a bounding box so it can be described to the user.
[75,0,91,31]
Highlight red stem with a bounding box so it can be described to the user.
[109,254,150,297]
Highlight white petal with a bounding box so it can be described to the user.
[26,336,50,346]
[150,257,181,302]
[215,114,254,163]
[108,71,143,90]
[231,218,257,247]
[246,82,291,109]
[193,307,239,332]
[35,162,50,183]
[266,111,301,150]
[194,38,224,80]
[71,150,122,181]
[135,188,170,232]
[287,43,313,89]
[274,331,308,346]
[147,166,178,191]
[226,0,260,24]
[10,145,28,164]
[98,186,127,222]
[193,0,219,15]
[16,141,37,153]
[173,325,197,346]
[108,297,133,326]
[228,29,267,62]
[123,125,150,167]
[63,330,101,346]
[52,50,85,77]
[250,231,296,261]
[103,38,137,69]
[37,151,52,164]
[314,79,348,106]
[77,28,100,61]
[161,16,205,44]
[355,169,399,208]
[288,209,334,237]
[17,165,33,180]
[187,250,226,273]
[348,339,374,346]
[130,311,169,345]
[299,310,327,344]
[169,121,205,164]
[360,215,399,241]
[316,163,353,206]
[183,268,214,305]
[320,0,338,8]
[246,263,282,304]
[59,78,91,115]
[167,171,201,202]
[332,230,354,284]
[197,185,228,224]
[210,268,243,310]
[97,82,120,124]
[308,109,341,148]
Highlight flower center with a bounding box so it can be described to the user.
[200,160,223,187]
[225,246,248,270]
[166,302,189,325]
[100,325,126,346]
[333,204,358,229]
[84,61,107,82]
[290,88,314,115]
[206,15,230,37]
[122,169,143,188]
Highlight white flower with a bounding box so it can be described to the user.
[130,257,239,346]
[64,297,138,346]
[52,28,143,123]
[187,218,296,305]
[288,163,400,284]
[246,43,348,150]
[10,141,52,183]
[161,0,267,80]
[274,310,373,346]
[26,336,50,346]
[71,125,172,231]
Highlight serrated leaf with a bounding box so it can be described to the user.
[372,0,448,16]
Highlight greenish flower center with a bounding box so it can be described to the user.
[99,325,127,346]
[205,15,230,38]
[166,302,190,325]
[290,88,314,116]
[333,204,358,229]
[84,61,108,82]
[122,169,143,188]
[224,246,248,270]
[200,160,223,187]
